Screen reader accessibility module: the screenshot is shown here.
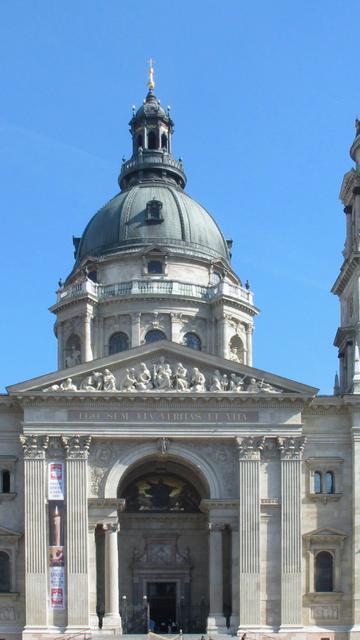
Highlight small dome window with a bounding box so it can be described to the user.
[325,471,335,494]
[145,329,167,343]
[314,471,322,494]
[147,130,157,150]
[109,332,129,355]
[161,133,168,150]
[148,260,163,274]
[145,198,164,224]
[184,332,202,351]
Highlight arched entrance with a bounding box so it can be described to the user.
[115,458,209,633]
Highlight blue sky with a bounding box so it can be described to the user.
[1,1,359,393]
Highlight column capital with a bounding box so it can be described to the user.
[62,435,92,459]
[131,312,141,321]
[103,522,120,533]
[235,435,265,460]
[277,435,306,460]
[20,434,49,459]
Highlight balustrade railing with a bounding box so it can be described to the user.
[56,278,253,306]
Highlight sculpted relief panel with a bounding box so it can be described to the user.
[43,357,284,394]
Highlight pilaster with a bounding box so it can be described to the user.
[20,435,49,629]
[351,412,360,631]
[278,435,306,630]
[83,311,93,362]
[62,435,91,630]
[236,436,264,632]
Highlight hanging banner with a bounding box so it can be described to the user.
[50,566,65,609]
[48,462,64,500]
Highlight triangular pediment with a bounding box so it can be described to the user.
[7,340,318,397]
[7,340,318,396]
[304,527,347,540]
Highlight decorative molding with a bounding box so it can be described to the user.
[61,435,92,459]
[19,435,49,459]
[277,435,306,460]
[157,436,170,455]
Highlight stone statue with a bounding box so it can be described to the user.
[103,369,117,391]
[261,381,281,393]
[79,371,103,391]
[229,373,245,392]
[174,362,189,391]
[60,377,78,392]
[221,373,229,391]
[154,358,172,390]
[122,368,137,391]
[190,367,206,392]
[209,370,222,392]
[65,345,81,368]
[246,377,262,393]
[136,363,152,390]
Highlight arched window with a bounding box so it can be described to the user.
[315,551,333,592]
[325,471,335,494]
[183,332,202,351]
[109,332,129,355]
[137,134,143,149]
[0,551,10,592]
[161,133,168,150]
[1,470,10,493]
[145,329,166,343]
[314,471,322,494]
[147,131,157,150]
[65,334,81,368]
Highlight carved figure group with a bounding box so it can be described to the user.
[43,359,283,394]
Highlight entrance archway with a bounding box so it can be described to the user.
[102,458,209,633]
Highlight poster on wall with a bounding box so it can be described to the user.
[48,462,64,500]
[50,566,65,609]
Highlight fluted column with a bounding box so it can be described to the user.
[20,435,49,628]
[277,436,306,629]
[245,326,253,366]
[131,312,141,347]
[103,523,122,630]
[62,435,91,629]
[236,436,264,631]
[207,523,227,633]
[230,525,239,629]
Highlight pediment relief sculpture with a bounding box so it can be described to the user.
[43,357,284,394]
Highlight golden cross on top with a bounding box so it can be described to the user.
[148,58,155,91]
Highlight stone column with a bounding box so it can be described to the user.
[277,436,306,629]
[217,313,227,358]
[230,525,239,630]
[88,524,98,629]
[245,326,253,366]
[131,312,141,347]
[62,435,91,630]
[207,523,227,633]
[236,436,264,631]
[83,311,93,362]
[20,435,49,629]
[56,321,65,369]
[170,312,183,343]
[103,523,122,630]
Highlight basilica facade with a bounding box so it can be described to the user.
[2,72,360,640]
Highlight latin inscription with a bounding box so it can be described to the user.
[68,409,259,423]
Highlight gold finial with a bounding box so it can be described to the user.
[148,58,155,91]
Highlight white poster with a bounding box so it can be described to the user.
[50,566,65,609]
[48,462,64,500]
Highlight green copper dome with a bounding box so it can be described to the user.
[74,86,230,265]
[76,184,230,262]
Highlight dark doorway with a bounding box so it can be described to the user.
[147,582,177,633]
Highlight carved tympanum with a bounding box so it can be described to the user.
[42,358,284,394]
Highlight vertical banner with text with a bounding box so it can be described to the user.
[48,461,65,609]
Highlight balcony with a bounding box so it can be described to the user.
[55,278,254,308]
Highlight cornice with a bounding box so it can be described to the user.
[331,255,360,296]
